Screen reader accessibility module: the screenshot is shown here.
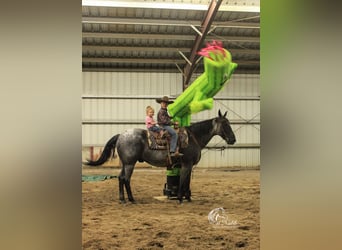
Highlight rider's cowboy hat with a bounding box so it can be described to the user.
[156,96,174,104]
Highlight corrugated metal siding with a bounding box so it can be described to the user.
[198,148,259,168]
[83,72,182,96]
[82,72,259,168]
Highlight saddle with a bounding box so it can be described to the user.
[147,127,188,150]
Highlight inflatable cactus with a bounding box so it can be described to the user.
[168,41,238,126]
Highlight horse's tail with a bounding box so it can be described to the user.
[84,134,119,166]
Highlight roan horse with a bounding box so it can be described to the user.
[84,110,236,203]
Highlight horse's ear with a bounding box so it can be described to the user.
[223,111,227,117]
[218,110,222,117]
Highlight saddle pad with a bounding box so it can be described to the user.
[147,130,168,150]
[147,128,189,150]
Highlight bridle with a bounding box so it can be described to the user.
[213,118,231,142]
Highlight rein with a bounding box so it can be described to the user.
[186,119,215,149]
[186,128,203,148]
[188,118,231,150]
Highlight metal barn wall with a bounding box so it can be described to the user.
[82,72,260,168]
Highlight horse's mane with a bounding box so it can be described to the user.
[187,118,213,135]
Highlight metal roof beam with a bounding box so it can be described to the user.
[82,57,185,64]
[82,45,190,52]
[82,32,259,42]
[82,57,259,66]
[82,1,260,13]
[82,17,259,29]
[82,67,260,74]
[82,67,181,73]
[82,45,260,55]
[183,0,222,88]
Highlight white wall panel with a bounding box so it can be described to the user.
[83,72,182,96]
[195,149,260,168]
[82,72,260,168]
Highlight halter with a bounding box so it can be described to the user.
[213,118,230,142]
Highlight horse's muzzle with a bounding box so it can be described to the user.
[227,138,236,145]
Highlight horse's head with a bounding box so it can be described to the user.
[212,110,236,145]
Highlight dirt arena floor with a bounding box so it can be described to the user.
[82,167,260,250]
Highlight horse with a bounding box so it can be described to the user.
[84,110,236,203]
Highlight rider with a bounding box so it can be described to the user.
[145,105,164,137]
[156,96,183,157]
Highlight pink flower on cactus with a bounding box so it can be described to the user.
[197,40,225,60]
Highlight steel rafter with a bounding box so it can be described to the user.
[183,0,223,89]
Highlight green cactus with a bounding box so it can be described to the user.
[168,42,237,126]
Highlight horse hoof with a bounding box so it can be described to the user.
[129,199,136,204]
[119,200,126,204]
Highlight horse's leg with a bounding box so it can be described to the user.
[178,166,192,203]
[123,164,136,203]
[184,168,192,202]
[118,169,126,203]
